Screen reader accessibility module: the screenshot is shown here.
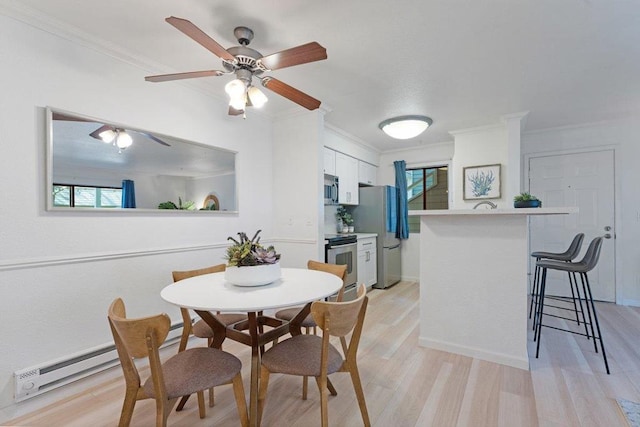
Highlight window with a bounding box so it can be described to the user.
[406,166,449,233]
[53,184,122,208]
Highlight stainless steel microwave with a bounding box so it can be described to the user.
[324,175,338,205]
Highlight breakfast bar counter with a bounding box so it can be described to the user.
[409,207,576,370]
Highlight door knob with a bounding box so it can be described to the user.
[604,226,611,231]
[604,233,612,239]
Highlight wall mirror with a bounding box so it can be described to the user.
[46,107,237,213]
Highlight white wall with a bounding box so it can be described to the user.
[272,111,326,266]
[522,118,640,306]
[0,14,276,417]
[450,125,509,209]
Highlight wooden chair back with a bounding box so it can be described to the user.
[108,298,171,398]
[172,264,226,351]
[307,260,348,301]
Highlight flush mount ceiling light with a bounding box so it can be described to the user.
[378,115,433,140]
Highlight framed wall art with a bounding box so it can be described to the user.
[463,164,501,200]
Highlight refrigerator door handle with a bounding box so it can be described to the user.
[386,244,401,250]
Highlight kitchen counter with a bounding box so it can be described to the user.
[352,232,377,239]
[409,207,576,370]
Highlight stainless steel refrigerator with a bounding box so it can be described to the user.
[353,186,401,289]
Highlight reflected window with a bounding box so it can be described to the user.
[53,184,122,208]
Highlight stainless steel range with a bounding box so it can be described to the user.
[324,234,358,300]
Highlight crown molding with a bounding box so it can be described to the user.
[324,123,380,153]
[448,122,504,137]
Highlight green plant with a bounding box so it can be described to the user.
[336,205,354,225]
[513,192,539,202]
[225,230,280,267]
[157,197,195,210]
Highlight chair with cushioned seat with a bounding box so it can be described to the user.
[107,298,248,427]
[274,260,347,399]
[258,284,370,427]
[530,233,585,333]
[534,236,610,374]
[172,264,246,409]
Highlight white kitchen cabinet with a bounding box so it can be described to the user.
[323,147,336,176]
[358,161,377,186]
[357,236,377,288]
[335,152,359,205]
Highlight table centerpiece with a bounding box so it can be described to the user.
[224,230,281,286]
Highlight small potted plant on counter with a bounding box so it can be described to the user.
[514,192,542,208]
[336,206,355,233]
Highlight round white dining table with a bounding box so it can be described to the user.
[160,267,343,427]
[160,267,343,312]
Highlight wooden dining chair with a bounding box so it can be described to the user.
[274,260,348,333]
[258,284,371,427]
[107,298,248,427]
[274,260,348,399]
[172,264,246,409]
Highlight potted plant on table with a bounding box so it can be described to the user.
[514,192,542,208]
[224,230,281,286]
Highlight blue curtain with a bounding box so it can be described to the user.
[121,179,136,208]
[394,160,409,239]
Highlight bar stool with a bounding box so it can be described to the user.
[530,233,585,332]
[534,236,610,374]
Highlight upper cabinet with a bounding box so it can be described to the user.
[323,147,336,176]
[358,161,377,186]
[335,152,359,205]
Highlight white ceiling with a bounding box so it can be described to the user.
[5,0,640,151]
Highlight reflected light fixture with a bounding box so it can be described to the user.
[98,129,116,143]
[378,115,433,140]
[115,131,133,149]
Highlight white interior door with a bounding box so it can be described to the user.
[528,150,615,302]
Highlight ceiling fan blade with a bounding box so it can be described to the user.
[261,77,321,110]
[228,106,245,116]
[258,42,327,71]
[89,124,114,140]
[145,70,225,82]
[166,16,236,62]
[137,131,171,146]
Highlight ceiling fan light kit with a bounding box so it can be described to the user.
[379,115,433,139]
[145,17,327,117]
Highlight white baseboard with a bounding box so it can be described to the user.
[621,299,640,307]
[418,337,530,371]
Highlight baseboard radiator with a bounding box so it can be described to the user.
[14,322,184,402]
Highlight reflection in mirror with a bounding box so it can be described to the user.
[46,108,237,212]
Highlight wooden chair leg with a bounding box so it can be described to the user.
[303,375,310,399]
[232,373,249,427]
[258,368,271,427]
[208,387,215,407]
[197,390,206,419]
[349,364,371,426]
[118,389,137,427]
[314,376,329,427]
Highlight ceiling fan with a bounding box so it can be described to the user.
[53,112,170,151]
[145,17,327,116]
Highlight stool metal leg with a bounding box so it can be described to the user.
[529,260,540,319]
[535,268,547,355]
[570,271,590,339]
[581,272,610,374]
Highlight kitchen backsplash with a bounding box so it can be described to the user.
[324,205,340,234]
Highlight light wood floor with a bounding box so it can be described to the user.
[7,282,640,426]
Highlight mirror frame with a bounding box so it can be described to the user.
[45,107,239,214]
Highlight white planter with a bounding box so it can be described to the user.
[224,263,281,287]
